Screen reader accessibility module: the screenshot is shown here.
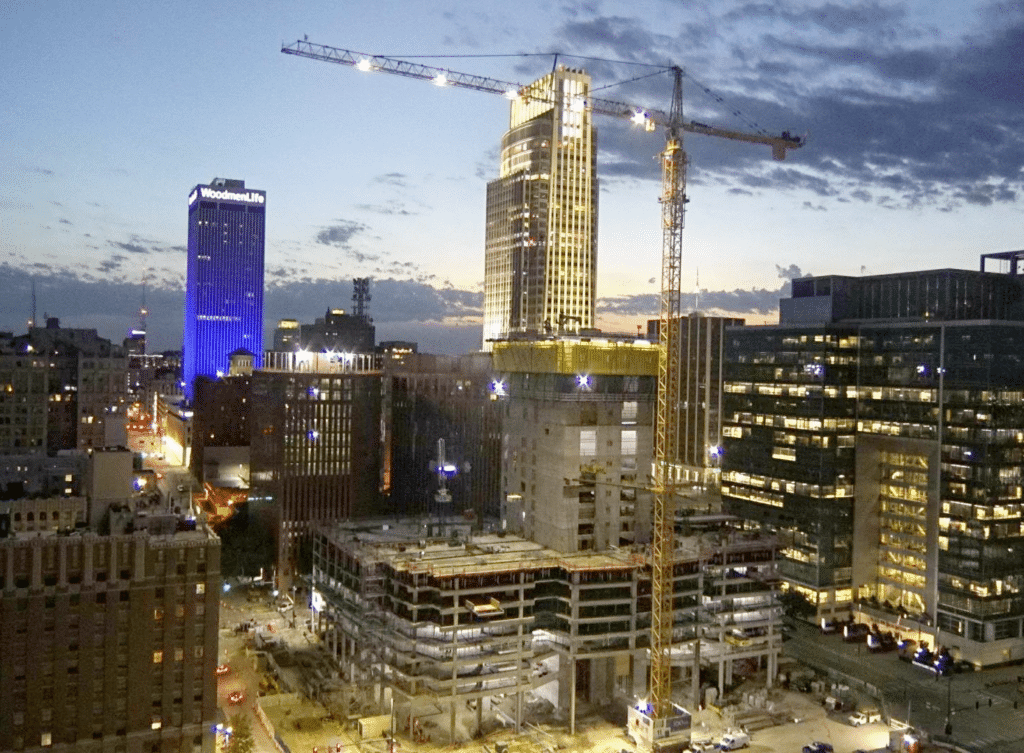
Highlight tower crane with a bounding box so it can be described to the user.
[282,39,803,751]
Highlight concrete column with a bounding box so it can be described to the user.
[569,656,577,735]
[630,651,647,696]
[450,579,459,744]
[31,540,42,587]
[516,573,525,733]
[58,538,68,586]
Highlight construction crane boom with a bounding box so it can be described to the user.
[283,38,803,751]
[281,41,804,159]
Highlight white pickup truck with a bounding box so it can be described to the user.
[715,731,750,749]
[848,708,881,726]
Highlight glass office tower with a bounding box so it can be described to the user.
[183,178,265,401]
[721,265,1024,665]
[483,67,598,349]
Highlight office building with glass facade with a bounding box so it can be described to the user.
[483,68,598,349]
[721,264,1024,665]
[183,178,265,402]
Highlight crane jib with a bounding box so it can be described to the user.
[281,40,803,157]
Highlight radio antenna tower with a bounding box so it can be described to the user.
[352,277,372,323]
[29,278,37,330]
[138,276,149,354]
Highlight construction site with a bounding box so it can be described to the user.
[305,518,782,747]
[278,36,802,753]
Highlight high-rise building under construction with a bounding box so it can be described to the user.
[483,68,598,349]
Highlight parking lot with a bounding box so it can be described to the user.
[784,618,1024,751]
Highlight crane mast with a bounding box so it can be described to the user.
[282,39,802,750]
[650,67,686,725]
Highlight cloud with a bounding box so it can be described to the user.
[374,173,408,187]
[533,5,1024,209]
[725,2,906,36]
[315,220,368,248]
[599,264,807,319]
[354,201,418,216]
[555,16,671,63]
[104,234,182,256]
[98,255,128,273]
[109,241,149,255]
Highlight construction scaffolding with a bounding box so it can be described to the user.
[309,519,781,746]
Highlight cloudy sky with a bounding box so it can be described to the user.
[2,0,1021,354]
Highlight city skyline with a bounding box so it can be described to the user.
[2,0,1021,354]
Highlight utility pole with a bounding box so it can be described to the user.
[944,674,952,735]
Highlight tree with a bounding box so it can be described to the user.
[778,589,816,621]
[226,714,255,753]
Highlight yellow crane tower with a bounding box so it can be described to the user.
[282,39,803,751]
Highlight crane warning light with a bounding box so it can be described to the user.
[356,58,372,72]
[433,72,448,86]
[504,89,519,100]
[631,110,648,126]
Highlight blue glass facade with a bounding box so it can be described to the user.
[183,178,265,401]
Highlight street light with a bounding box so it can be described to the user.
[944,673,953,735]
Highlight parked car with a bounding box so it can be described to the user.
[227,690,245,704]
[897,638,918,662]
[819,618,837,634]
[843,623,870,642]
[214,664,230,676]
[867,631,896,652]
[802,743,834,753]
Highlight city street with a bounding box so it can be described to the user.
[785,619,1024,751]
[218,593,282,753]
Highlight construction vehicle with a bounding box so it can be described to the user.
[282,40,802,752]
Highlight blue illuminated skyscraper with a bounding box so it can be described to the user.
[183,178,266,401]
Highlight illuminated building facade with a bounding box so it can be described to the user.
[272,307,374,354]
[0,454,221,753]
[249,352,383,589]
[0,321,128,455]
[483,68,598,349]
[721,263,1024,665]
[648,314,744,487]
[494,337,657,553]
[183,178,266,402]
